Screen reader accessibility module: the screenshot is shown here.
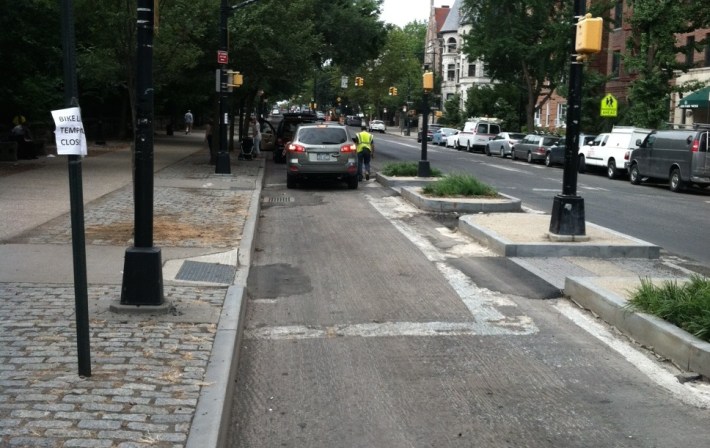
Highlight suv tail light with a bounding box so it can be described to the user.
[624,150,630,161]
[340,143,356,153]
[692,139,699,152]
[536,145,546,154]
[288,143,305,153]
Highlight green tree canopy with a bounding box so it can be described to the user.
[624,0,710,128]
[460,0,571,131]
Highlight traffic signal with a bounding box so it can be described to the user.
[393,87,398,96]
[575,14,603,54]
[228,71,243,87]
[388,86,394,95]
[355,76,364,87]
[423,72,434,91]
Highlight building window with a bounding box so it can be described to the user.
[614,1,623,29]
[534,108,541,127]
[447,37,457,53]
[705,33,710,67]
[468,64,476,77]
[556,104,567,128]
[447,64,455,81]
[686,36,695,66]
[611,51,621,78]
[446,93,454,100]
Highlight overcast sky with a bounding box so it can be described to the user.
[379,0,448,28]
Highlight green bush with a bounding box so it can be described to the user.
[627,275,710,342]
[421,173,497,197]
[381,162,442,177]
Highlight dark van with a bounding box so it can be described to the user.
[628,125,710,192]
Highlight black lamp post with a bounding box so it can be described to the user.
[216,0,262,174]
[549,0,586,236]
[120,0,164,306]
[418,71,434,177]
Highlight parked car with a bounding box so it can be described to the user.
[445,130,460,148]
[456,119,501,152]
[345,115,362,127]
[432,127,459,146]
[544,141,567,167]
[511,133,561,163]
[285,122,359,189]
[543,134,597,167]
[628,125,710,192]
[417,124,443,143]
[271,112,319,163]
[484,132,526,158]
[368,119,386,133]
[578,126,651,178]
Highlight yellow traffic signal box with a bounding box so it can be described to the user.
[576,14,603,54]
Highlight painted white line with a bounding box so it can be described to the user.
[580,186,610,191]
[532,188,561,192]
[488,164,526,173]
[554,300,710,409]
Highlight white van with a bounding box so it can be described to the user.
[456,118,501,152]
[578,126,652,178]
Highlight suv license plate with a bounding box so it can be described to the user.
[316,153,331,161]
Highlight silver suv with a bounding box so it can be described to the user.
[285,123,359,189]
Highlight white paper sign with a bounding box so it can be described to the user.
[51,107,88,156]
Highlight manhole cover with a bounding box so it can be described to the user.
[176,261,235,284]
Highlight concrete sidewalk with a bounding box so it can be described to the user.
[0,134,263,447]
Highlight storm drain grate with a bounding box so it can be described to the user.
[176,261,235,284]
[264,196,295,204]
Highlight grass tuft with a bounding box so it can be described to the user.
[421,173,497,198]
[381,162,442,177]
[627,275,710,342]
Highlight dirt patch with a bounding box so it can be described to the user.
[86,215,242,246]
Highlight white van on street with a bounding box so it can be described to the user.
[578,126,652,178]
[456,118,501,152]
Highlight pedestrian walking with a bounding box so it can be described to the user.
[355,123,374,181]
[250,118,261,159]
[11,116,36,159]
[205,119,215,164]
[184,110,194,134]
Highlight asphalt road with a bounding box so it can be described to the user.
[227,154,710,447]
[370,133,710,270]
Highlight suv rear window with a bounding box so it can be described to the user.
[298,127,347,145]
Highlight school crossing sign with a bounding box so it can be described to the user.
[600,93,618,117]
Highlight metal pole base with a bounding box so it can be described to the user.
[417,160,430,177]
[120,247,164,306]
[215,151,231,174]
[549,195,586,235]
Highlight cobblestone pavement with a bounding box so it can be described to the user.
[0,144,262,447]
[0,284,223,448]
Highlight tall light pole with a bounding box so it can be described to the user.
[120,0,164,307]
[216,0,262,174]
[419,71,434,177]
[549,1,602,236]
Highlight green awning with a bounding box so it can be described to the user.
[679,86,710,109]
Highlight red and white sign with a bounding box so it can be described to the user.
[217,50,228,64]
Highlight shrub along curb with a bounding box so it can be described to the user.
[400,186,522,213]
[565,276,710,379]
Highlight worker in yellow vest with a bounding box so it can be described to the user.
[356,123,374,181]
